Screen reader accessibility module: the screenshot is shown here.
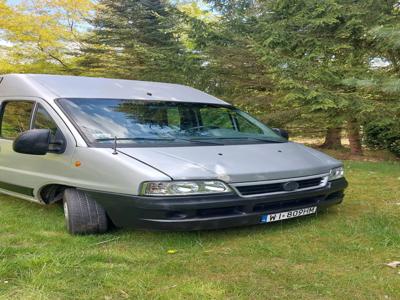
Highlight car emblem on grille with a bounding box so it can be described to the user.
[282,181,299,191]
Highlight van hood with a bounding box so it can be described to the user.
[118,142,342,183]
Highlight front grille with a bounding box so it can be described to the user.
[236,183,283,195]
[235,176,325,196]
[191,196,323,219]
[298,178,324,189]
[253,197,320,212]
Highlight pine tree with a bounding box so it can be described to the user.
[80,0,188,82]
[253,0,400,155]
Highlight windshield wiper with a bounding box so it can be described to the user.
[95,137,176,142]
[96,137,285,145]
[174,137,223,145]
[95,137,223,145]
[95,137,178,154]
[192,137,285,143]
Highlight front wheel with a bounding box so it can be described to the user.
[63,188,108,235]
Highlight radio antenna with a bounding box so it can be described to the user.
[112,136,118,155]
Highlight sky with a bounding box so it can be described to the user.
[6,0,21,5]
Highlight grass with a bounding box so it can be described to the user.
[0,161,400,299]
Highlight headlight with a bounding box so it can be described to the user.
[328,167,344,181]
[141,180,231,196]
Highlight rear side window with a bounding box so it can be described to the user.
[0,101,34,139]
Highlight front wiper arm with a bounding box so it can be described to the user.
[201,137,285,143]
[95,137,175,142]
[245,137,285,143]
[175,138,223,145]
[95,137,178,155]
[95,137,223,145]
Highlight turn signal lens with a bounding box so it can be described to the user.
[141,180,231,196]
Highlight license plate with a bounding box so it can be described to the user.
[260,206,317,223]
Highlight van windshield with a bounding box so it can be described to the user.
[57,98,286,146]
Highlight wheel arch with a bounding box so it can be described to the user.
[38,183,72,204]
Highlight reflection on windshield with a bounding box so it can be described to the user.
[57,98,286,146]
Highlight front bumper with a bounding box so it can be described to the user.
[83,178,348,231]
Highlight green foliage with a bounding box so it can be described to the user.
[364,119,400,157]
[0,0,93,74]
[79,0,200,84]
[254,0,392,120]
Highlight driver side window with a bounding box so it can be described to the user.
[0,101,34,139]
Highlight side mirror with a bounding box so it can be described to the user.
[13,129,52,155]
[273,128,289,140]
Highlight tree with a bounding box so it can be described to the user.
[0,0,93,74]
[249,0,400,155]
[183,0,278,121]
[343,2,400,157]
[79,0,192,82]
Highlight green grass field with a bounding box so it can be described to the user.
[0,161,399,299]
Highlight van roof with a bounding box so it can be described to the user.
[0,74,228,105]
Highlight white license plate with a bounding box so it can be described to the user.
[260,206,317,223]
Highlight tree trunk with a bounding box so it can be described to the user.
[320,127,343,149]
[347,118,363,155]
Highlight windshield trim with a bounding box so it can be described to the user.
[54,98,286,148]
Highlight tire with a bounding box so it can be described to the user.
[63,188,108,235]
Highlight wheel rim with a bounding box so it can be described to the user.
[63,201,69,228]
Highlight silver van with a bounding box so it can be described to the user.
[0,74,347,234]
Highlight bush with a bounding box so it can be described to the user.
[364,119,400,157]
[388,139,400,157]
